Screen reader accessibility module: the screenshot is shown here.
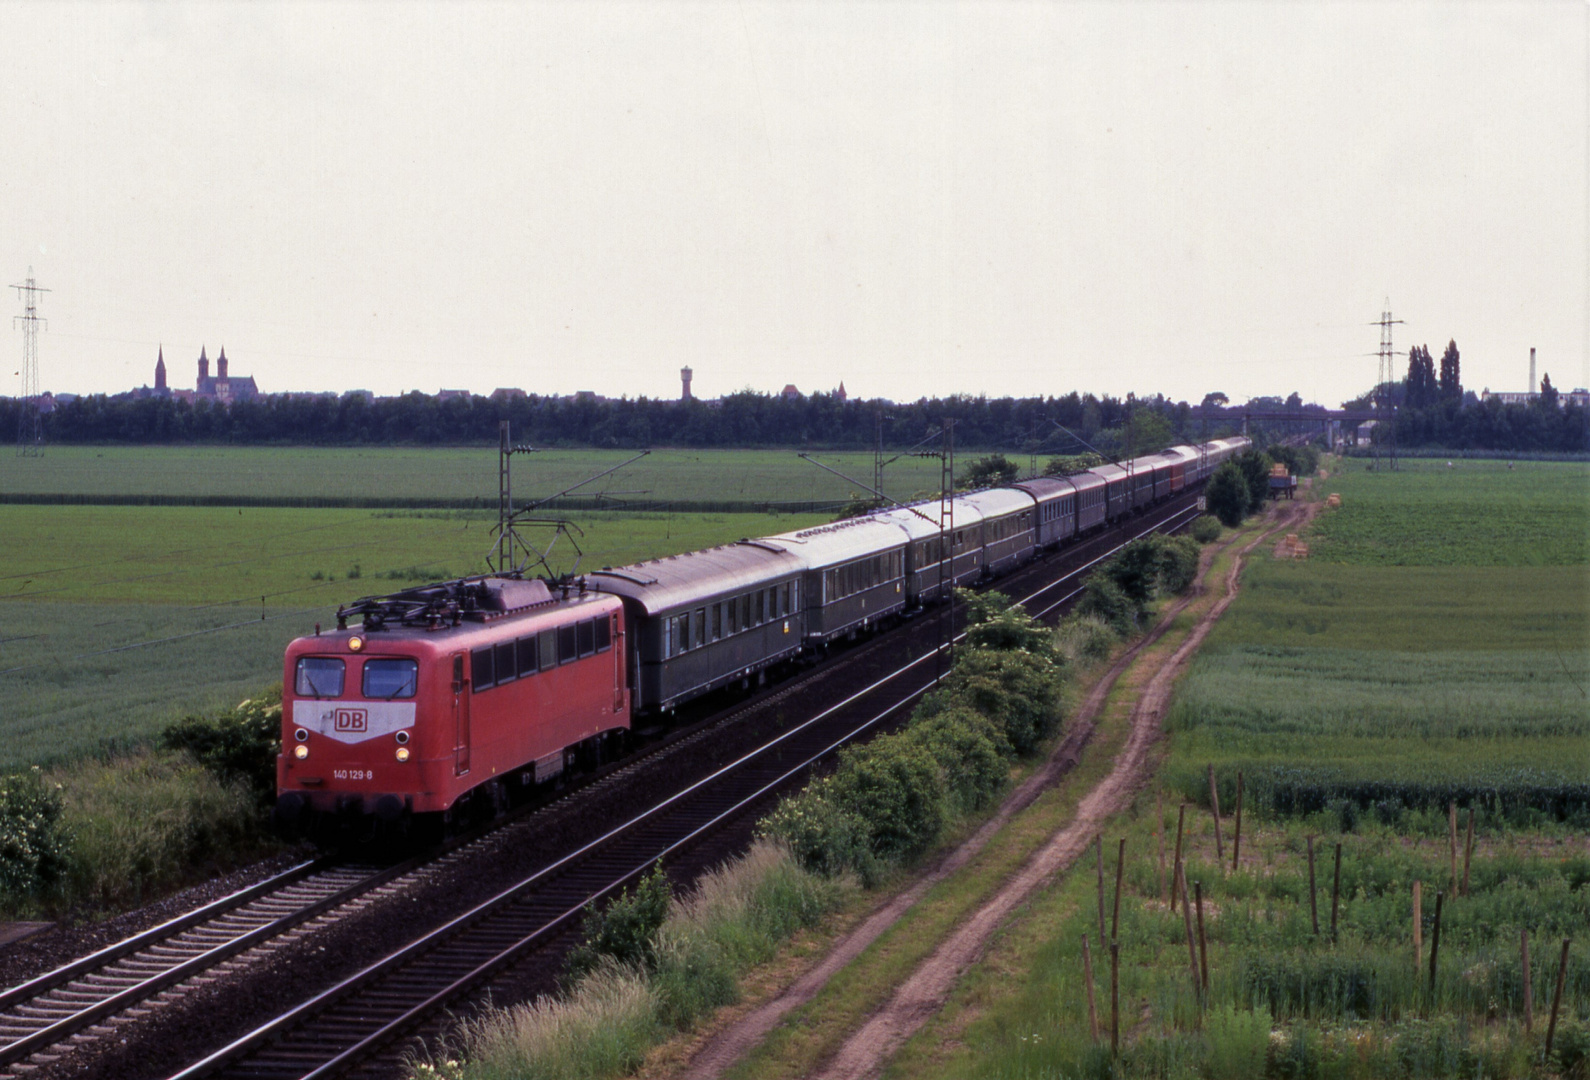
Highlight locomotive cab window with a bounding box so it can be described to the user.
[362,658,418,699]
[596,616,612,652]
[472,647,495,691]
[295,657,345,698]
[578,619,596,658]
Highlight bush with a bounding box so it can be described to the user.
[959,589,1055,656]
[1077,572,1137,636]
[0,768,70,909]
[1053,614,1119,665]
[55,752,261,910]
[931,646,1065,756]
[160,691,282,803]
[1190,514,1223,543]
[827,734,949,864]
[757,779,876,881]
[565,864,673,980]
[1155,534,1201,595]
[1206,462,1250,527]
[903,707,1009,814]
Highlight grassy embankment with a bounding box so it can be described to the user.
[891,459,1589,1079]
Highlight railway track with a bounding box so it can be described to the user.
[0,496,1201,1080]
[168,498,1203,1080]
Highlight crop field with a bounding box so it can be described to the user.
[0,445,957,506]
[900,459,1590,1079]
[0,504,824,768]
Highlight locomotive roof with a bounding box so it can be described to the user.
[759,514,915,568]
[587,542,804,615]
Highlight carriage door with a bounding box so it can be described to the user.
[451,653,471,776]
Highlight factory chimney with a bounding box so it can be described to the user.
[1529,347,1536,394]
[681,366,693,402]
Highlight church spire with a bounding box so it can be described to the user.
[155,345,167,391]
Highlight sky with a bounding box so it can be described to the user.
[2,1,1584,409]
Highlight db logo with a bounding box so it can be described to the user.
[333,708,369,733]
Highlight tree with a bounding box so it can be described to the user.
[1201,392,1229,409]
[1205,461,1249,527]
[1540,373,1559,409]
[1439,340,1462,403]
[964,454,1019,488]
[1235,449,1274,509]
[1404,345,1438,409]
[1123,409,1173,456]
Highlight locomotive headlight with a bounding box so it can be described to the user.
[348,635,365,652]
[395,747,410,763]
[293,744,309,760]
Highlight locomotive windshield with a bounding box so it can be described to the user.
[363,658,419,699]
[295,657,345,697]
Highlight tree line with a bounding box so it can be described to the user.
[3,388,1263,452]
[1344,339,1588,453]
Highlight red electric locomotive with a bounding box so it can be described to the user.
[274,575,628,836]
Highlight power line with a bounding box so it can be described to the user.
[1371,300,1404,472]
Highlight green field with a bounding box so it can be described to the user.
[898,458,1590,1080]
[0,445,956,505]
[0,504,825,768]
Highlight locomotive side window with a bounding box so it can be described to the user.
[295,657,345,698]
[472,646,495,690]
[596,615,612,652]
[495,641,518,685]
[578,619,596,657]
[517,635,538,676]
[363,658,418,699]
[558,624,577,664]
[540,629,558,669]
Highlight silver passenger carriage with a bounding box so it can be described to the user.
[957,488,1038,577]
[875,498,987,607]
[1011,475,1082,549]
[759,517,912,644]
[588,543,806,712]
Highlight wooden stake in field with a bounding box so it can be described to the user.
[1111,837,1127,941]
[1306,836,1320,936]
[1448,801,1459,894]
[1428,891,1444,991]
[1412,880,1423,972]
[1230,771,1244,872]
[1172,803,1187,912]
[1462,807,1474,897]
[1110,941,1121,1056]
[1081,934,1100,1043]
[1194,880,1210,993]
[1330,842,1343,941]
[1156,790,1167,901]
[1207,764,1225,861]
[1178,863,1201,1017]
[1546,937,1571,1059]
[1096,835,1107,943]
[1520,928,1533,1033]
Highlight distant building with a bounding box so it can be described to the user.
[834,381,847,402]
[681,366,693,401]
[437,389,471,402]
[781,384,801,401]
[194,346,259,403]
[491,387,527,401]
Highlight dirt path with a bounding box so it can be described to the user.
[683,504,1306,1080]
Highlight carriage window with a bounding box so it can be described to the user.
[755,590,765,626]
[472,646,494,690]
[540,628,558,669]
[517,635,539,675]
[596,616,612,652]
[495,641,517,684]
[739,594,751,630]
[295,657,345,698]
[558,624,577,664]
[711,603,723,641]
[578,619,596,657]
[694,609,706,647]
[363,658,418,699]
